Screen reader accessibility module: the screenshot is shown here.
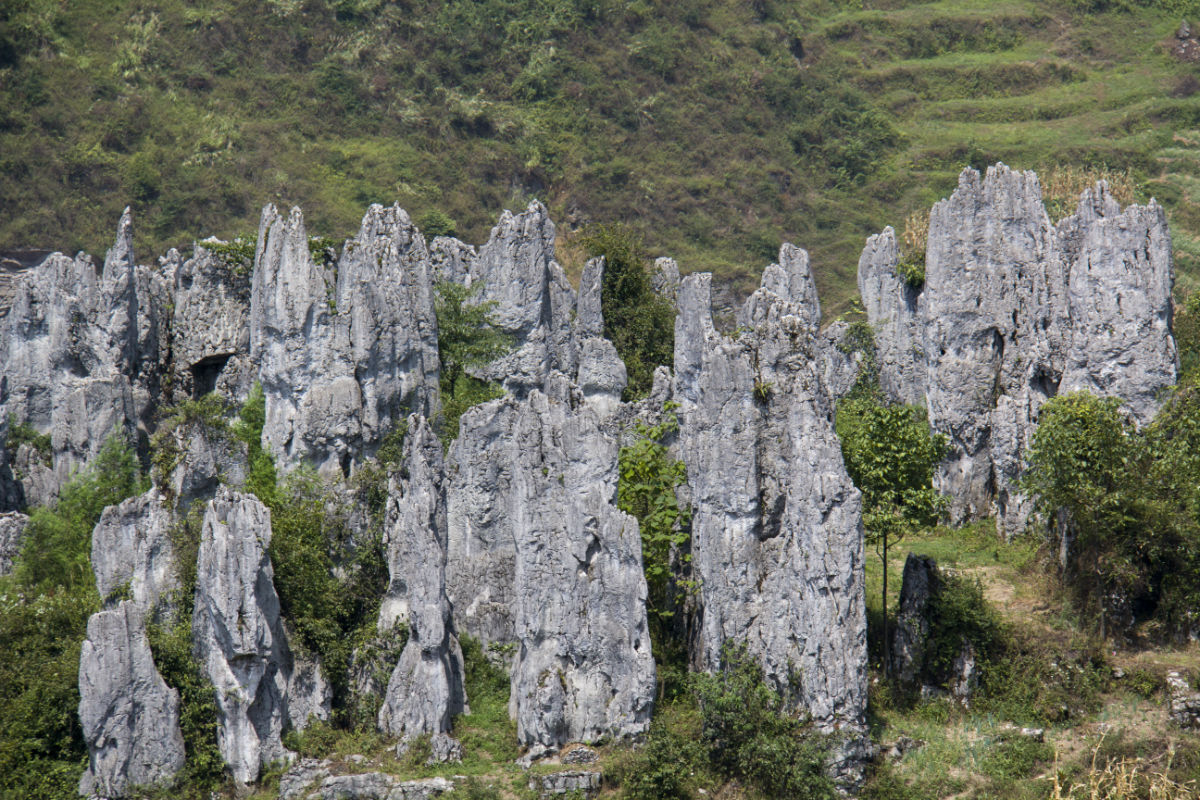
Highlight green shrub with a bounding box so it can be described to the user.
[614,716,705,800]
[418,209,457,238]
[232,383,278,506]
[924,573,1004,682]
[579,224,674,400]
[690,643,838,800]
[5,413,52,465]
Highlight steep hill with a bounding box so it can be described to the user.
[6,0,1200,313]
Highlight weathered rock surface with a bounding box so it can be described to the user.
[302,773,453,800]
[891,553,940,690]
[160,418,247,510]
[860,165,1177,537]
[446,378,655,753]
[90,488,178,608]
[0,510,28,575]
[78,601,187,799]
[673,254,867,777]
[250,203,439,478]
[377,416,467,751]
[79,488,186,797]
[465,202,578,394]
[0,209,163,509]
[192,487,329,783]
[170,241,255,401]
[1168,671,1200,729]
[529,770,601,798]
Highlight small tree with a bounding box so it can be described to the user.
[433,280,511,446]
[836,393,948,676]
[579,224,674,400]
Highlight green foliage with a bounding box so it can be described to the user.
[232,383,278,506]
[837,396,949,549]
[15,432,146,594]
[978,734,1054,782]
[455,634,520,763]
[617,402,692,700]
[580,223,674,400]
[0,433,145,799]
[924,574,1004,681]
[690,643,838,800]
[612,713,706,800]
[308,235,340,268]
[267,467,389,712]
[618,403,691,621]
[4,413,52,465]
[149,392,233,482]
[146,610,225,795]
[202,236,256,277]
[895,254,925,288]
[434,280,511,447]
[418,209,457,239]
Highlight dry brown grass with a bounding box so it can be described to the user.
[1049,736,1198,800]
[1041,165,1138,221]
[902,209,929,262]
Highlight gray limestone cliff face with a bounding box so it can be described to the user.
[860,165,1177,537]
[377,416,467,750]
[0,210,161,509]
[466,202,578,394]
[250,204,439,478]
[79,488,185,797]
[674,255,867,756]
[78,601,187,799]
[192,487,330,784]
[445,379,655,753]
[170,242,255,402]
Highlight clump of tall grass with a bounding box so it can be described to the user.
[1041,165,1138,221]
[1049,737,1196,800]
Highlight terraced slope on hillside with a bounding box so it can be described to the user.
[4,0,1200,311]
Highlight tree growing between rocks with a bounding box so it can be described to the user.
[433,280,511,446]
[836,385,948,676]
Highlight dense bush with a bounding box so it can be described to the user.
[580,223,674,399]
[1024,389,1200,638]
[0,433,145,799]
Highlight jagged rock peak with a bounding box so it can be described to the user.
[90,488,177,609]
[377,415,467,753]
[673,268,868,783]
[192,486,329,784]
[859,163,1177,537]
[445,379,656,754]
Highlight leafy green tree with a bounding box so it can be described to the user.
[617,402,691,698]
[580,224,674,400]
[836,393,948,675]
[434,280,511,446]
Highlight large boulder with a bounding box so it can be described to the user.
[0,511,28,575]
[250,203,439,478]
[0,210,162,508]
[79,488,185,797]
[445,378,656,754]
[78,601,187,799]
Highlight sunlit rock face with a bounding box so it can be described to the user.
[860,164,1177,537]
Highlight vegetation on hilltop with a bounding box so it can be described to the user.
[9,1,1200,311]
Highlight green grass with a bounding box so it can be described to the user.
[9,1,1200,317]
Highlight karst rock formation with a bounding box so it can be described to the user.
[0,164,1176,797]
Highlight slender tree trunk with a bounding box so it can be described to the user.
[882,536,890,678]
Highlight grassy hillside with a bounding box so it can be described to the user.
[5,0,1200,313]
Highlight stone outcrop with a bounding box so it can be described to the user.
[860,165,1177,537]
[377,416,467,755]
[445,377,655,754]
[78,601,187,799]
[0,510,28,575]
[673,250,867,774]
[250,203,439,478]
[192,487,329,783]
[891,553,940,690]
[0,209,164,509]
[1167,671,1200,729]
[169,241,255,402]
[529,770,601,798]
[79,488,186,797]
